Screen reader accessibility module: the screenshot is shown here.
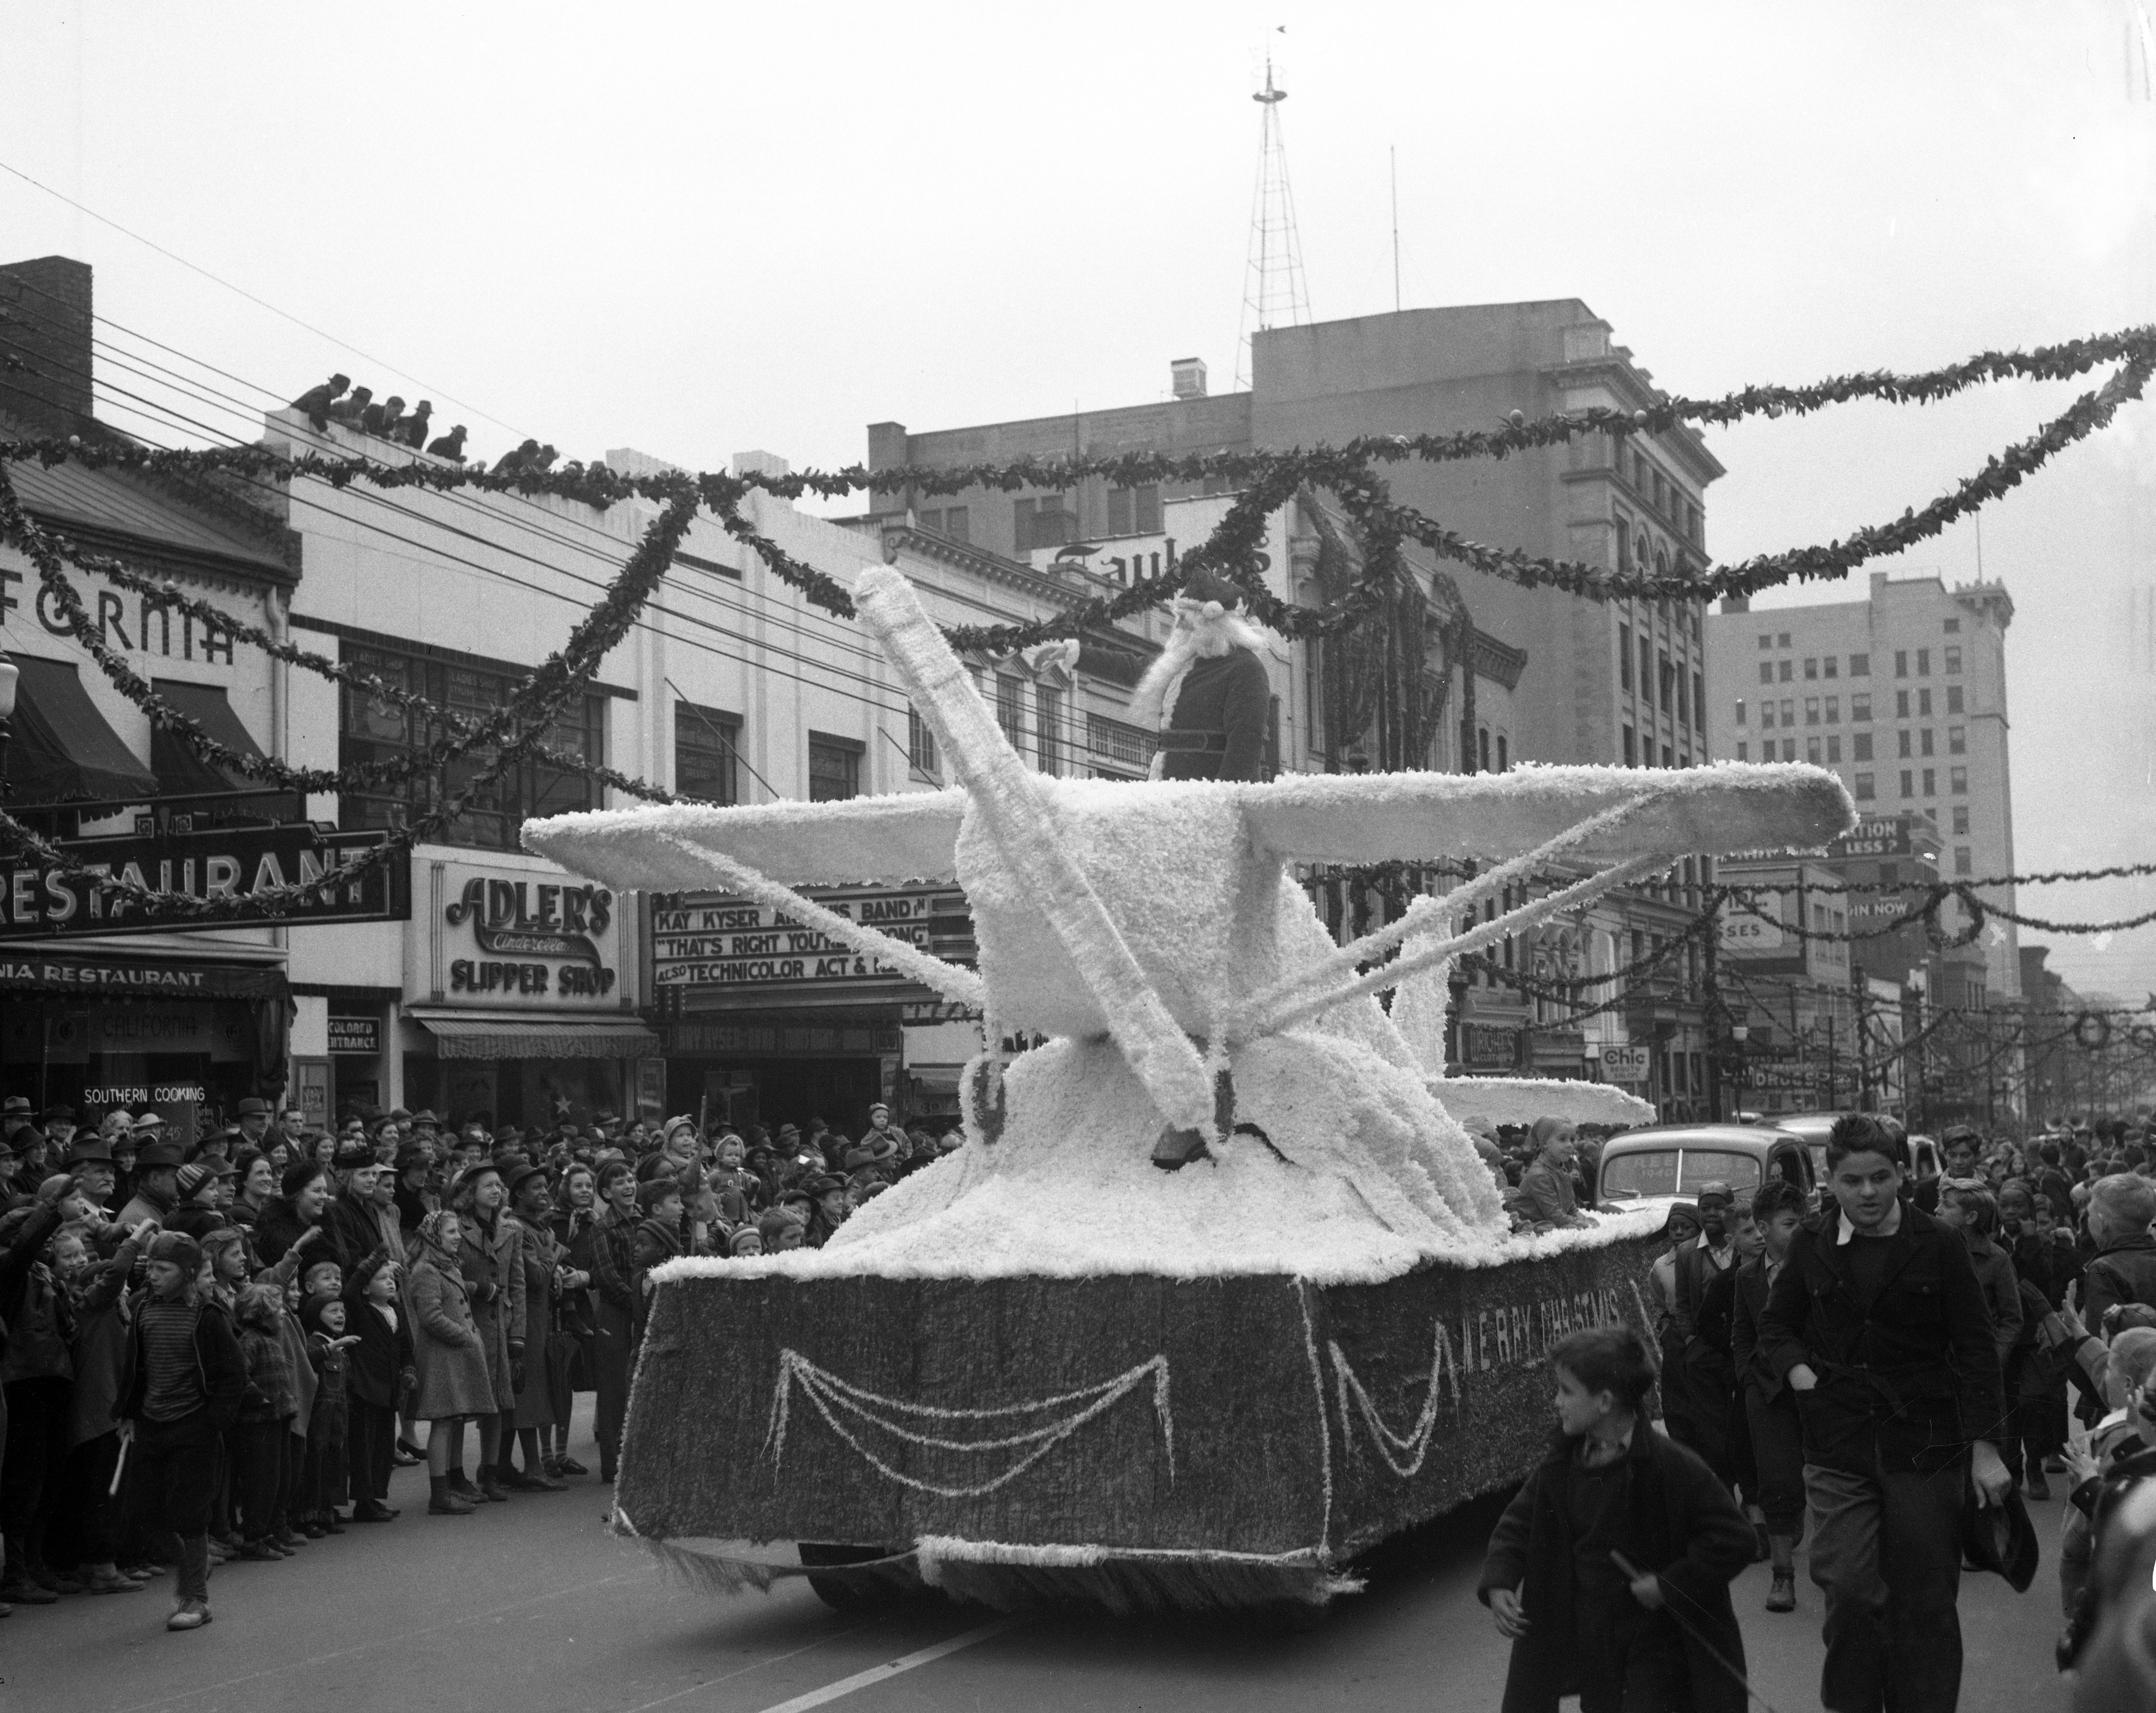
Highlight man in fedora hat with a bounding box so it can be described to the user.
[118,1140,186,1229]
[40,1104,76,1152]
[65,1132,120,1219]
[234,1097,272,1151]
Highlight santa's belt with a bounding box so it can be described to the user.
[1153,730,1229,753]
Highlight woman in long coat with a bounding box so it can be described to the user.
[451,1164,524,1504]
[501,1164,566,1490]
[406,1210,494,1516]
[586,1163,640,1484]
[547,1164,600,1478]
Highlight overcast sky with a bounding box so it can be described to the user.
[5,1,2153,998]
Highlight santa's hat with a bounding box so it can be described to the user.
[1176,568,1249,611]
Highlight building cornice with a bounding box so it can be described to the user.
[19,509,297,591]
[1545,357,1726,486]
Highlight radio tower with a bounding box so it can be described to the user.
[1234,49,1312,391]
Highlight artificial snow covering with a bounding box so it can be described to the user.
[1427,1077,1655,1129]
[525,762,1851,895]
[649,1032,1666,1287]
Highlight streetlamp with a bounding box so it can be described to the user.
[0,645,18,799]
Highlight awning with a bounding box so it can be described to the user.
[150,679,277,799]
[5,655,160,806]
[907,1065,966,1093]
[414,1013,663,1060]
[0,946,288,999]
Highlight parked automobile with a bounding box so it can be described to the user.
[1595,1122,1815,1222]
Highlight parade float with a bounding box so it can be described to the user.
[524,560,1853,1619]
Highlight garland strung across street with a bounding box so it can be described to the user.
[1,323,2153,934]
[0,463,704,919]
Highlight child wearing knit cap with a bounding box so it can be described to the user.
[229,1284,298,1561]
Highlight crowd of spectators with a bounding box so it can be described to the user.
[0,1090,954,1633]
[1642,1110,2156,1705]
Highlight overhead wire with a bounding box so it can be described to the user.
[3,324,938,727]
[0,153,532,439]
[6,230,2150,968]
[3,281,1035,692]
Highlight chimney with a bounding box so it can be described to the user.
[731,450,790,481]
[0,255,94,434]
[866,421,909,516]
[1170,357,1207,401]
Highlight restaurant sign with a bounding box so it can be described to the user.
[0,824,405,941]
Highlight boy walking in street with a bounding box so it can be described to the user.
[1480,1324,1755,1713]
[1758,1114,2011,1713]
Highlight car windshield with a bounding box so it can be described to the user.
[1677,1150,1764,1195]
[1601,1146,1765,1200]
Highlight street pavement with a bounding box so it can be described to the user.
[7,1400,2077,1713]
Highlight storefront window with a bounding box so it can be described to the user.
[338,641,605,850]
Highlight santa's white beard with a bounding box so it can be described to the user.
[1128,606,1273,729]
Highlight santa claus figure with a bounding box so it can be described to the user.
[1128,568,1275,781]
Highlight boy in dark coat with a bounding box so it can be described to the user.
[343,1251,413,1520]
[116,1232,248,1631]
[1757,1114,2009,1713]
[1480,1323,1755,1713]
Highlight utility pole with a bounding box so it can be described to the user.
[1853,959,1872,1112]
[1703,902,1723,1123]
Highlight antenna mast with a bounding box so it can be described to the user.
[1234,46,1312,391]
[1390,145,1401,313]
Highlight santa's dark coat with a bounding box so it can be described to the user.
[1160,650,1270,781]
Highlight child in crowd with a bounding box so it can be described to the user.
[1936,1182,2024,1369]
[1481,1324,1755,1713]
[1732,1179,1810,1613]
[2058,1326,2156,1666]
[120,1232,246,1632]
[408,1210,496,1517]
[344,1252,414,1522]
[229,1284,299,1561]
[299,1296,358,1535]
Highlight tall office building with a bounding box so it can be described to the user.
[871,303,1724,772]
[1705,572,2018,1000]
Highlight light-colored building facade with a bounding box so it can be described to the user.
[254,409,1176,1137]
[1707,571,2018,1001]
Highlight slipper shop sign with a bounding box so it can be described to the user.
[419,859,625,1007]
[0,825,406,940]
